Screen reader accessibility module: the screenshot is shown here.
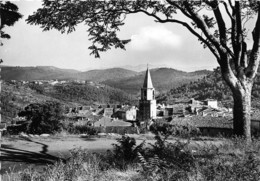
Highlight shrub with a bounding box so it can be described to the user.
[5,123,28,135]
[113,136,145,162]
[150,122,201,138]
[17,149,102,181]
[74,125,98,135]
[138,132,196,180]
[28,84,44,94]
[104,135,145,170]
[198,150,260,181]
[95,126,139,134]
[18,101,64,134]
[61,122,98,135]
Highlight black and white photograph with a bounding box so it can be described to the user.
[1,0,260,180]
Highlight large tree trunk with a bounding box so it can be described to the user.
[232,81,252,142]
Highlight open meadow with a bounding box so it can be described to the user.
[1,133,259,181]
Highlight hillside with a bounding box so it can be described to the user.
[76,68,138,82]
[0,81,135,122]
[1,66,137,82]
[103,68,211,95]
[1,66,80,81]
[161,67,260,108]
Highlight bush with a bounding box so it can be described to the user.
[28,84,44,94]
[199,152,260,181]
[5,123,28,135]
[18,101,64,134]
[138,133,196,180]
[103,135,145,170]
[95,126,139,134]
[150,122,201,138]
[62,122,98,135]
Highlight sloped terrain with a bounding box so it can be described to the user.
[160,67,260,108]
[0,81,135,122]
[103,68,211,95]
[1,66,137,82]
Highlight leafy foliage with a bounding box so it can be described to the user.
[28,83,45,94]
[137,133,196,180]
[18,101,64,134]
[104,135,145,170]
[0,1,22,44]
[150,121,201,138]
[62,122,98,135]
[0,91,22,122]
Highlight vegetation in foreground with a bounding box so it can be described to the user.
[3,132,260,181]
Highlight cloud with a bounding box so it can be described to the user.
[130,26,182,51]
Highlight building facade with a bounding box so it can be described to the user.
[138,68,157,121]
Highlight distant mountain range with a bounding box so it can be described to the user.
[1,66,80,81]
[103,68,211,95]
[1,65,212,95]
[1,66,137,82]
[118,64,168,72]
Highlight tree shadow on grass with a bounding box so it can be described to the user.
[0,137,66,174]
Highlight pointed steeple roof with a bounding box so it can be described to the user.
[143,68,154,88]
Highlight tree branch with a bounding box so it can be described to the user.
[221,1,233,21]
[165,0,192,19]
[210,1,227,45]
[182,1,232,66]
[235,2,243,66]
[228,0,235,11]
[246,2,260,79]
[240,42,247,68]
[123,8,220,61]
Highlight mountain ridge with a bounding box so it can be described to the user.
[1,65,212,95]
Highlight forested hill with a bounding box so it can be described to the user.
[103,68,211,95]
[160,67,260,108]
[1,81,135,122]
[1,66,80,81]
[1,66,137,82]
[77,68,137,82]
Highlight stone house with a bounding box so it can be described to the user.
[113,106,137,121]
[104,108,114,117]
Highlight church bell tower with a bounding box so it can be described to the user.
[138,67,157,121]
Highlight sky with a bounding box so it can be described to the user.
[1,0,254,72]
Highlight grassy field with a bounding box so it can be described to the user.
[1,134,260,181]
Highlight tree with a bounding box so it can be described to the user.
[18,101,64,134]
[0,1,22,46]
[27,0,260,142]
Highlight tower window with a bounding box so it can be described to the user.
[143,91,147,99]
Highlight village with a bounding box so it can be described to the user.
[9,68,260,137]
